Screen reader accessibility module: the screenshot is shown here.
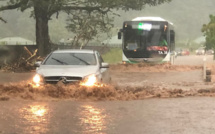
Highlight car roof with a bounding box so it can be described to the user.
[52,49,96,54]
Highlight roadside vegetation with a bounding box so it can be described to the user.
[102,48,122,64]
[202,14,215,59]
[0,0,171,56]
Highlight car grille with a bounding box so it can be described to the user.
[44,76,82,84]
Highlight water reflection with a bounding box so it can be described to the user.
[31,106,46,117]
[80,105,107,133]
[19,104,50,133]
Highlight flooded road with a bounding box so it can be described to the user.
[1,97,215,134]
[0,55,215,134]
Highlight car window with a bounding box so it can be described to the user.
[43,53,97,65]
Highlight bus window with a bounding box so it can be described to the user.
[148,31,161,46]
[159,34,168,46]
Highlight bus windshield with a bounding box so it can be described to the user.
[123,29,167,50]
[119,18,174,62]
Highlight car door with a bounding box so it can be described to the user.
[96,52,110,83]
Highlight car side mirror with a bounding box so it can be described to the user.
[101,63,109,68]
[34,61,42,67]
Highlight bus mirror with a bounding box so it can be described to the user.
[170,30,175,43]
[118,32,121,39]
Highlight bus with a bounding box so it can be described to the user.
[118,17,175,63]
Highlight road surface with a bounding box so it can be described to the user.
[0,55,215,134]
[1,97,215,134]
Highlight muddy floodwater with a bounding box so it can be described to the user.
[1,97,215,134]
[1,55,215,134]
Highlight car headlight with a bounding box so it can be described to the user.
[81,74,97,87]
[33,74,43,85]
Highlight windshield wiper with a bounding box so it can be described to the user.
[71,55,90,65]
[51,58,68,65]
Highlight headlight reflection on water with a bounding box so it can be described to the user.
[31,106,46,117]
[19,104,49,133]
[80,105,107,133]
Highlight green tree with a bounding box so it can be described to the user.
[0,16,6,23]
[202,14,215,59]
[0,0,171,56]
[66,10,114,48]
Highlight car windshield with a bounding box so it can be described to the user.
[43,52,97,65]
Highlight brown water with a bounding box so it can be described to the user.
[1,55,215,133]
[1,97,215,134]
[0,81,215,101]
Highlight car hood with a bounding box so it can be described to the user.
[37,65,99,77]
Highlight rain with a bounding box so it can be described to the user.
[1,0,215,133]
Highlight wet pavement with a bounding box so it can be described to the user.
[0,55,215,134]
[1,97,215,134]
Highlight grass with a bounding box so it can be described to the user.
[102,48,122,64]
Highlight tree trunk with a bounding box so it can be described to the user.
[34,6,51,57]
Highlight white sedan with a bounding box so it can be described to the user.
[33,49,111,86]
